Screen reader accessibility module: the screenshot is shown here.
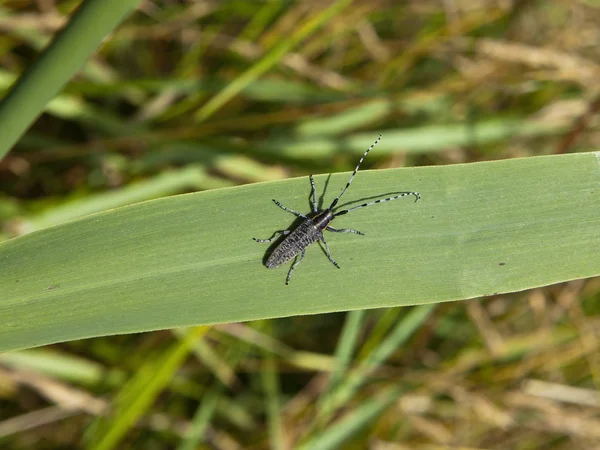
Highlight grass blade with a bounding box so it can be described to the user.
[85,327,208,450]
[194,0,354,121]
[2,153,600,351]
[297,386,405,450]
[0,0,138,159]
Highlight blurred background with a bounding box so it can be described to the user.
[2,0,600,448]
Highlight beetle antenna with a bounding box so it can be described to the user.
[329,133,382,210]
[334,191,420,217]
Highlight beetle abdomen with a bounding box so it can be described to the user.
[266,219,322,268]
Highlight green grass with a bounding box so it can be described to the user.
[0,0,138,158]
[2,153,600,352]
[2,1,600,448]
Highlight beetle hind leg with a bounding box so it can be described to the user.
[320,235,340,269]
[286,250,306,285]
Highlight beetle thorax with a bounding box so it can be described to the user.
[312,210,335,231]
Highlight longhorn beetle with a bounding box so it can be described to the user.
[253,134,420,285]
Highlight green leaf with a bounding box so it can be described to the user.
[320,304,435,418]
[194,0,354,121]
[2,153,600,352]
[0,0,139,159]
[297,385,406,450]
[259,120,565,158]
[85,327,208,450]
